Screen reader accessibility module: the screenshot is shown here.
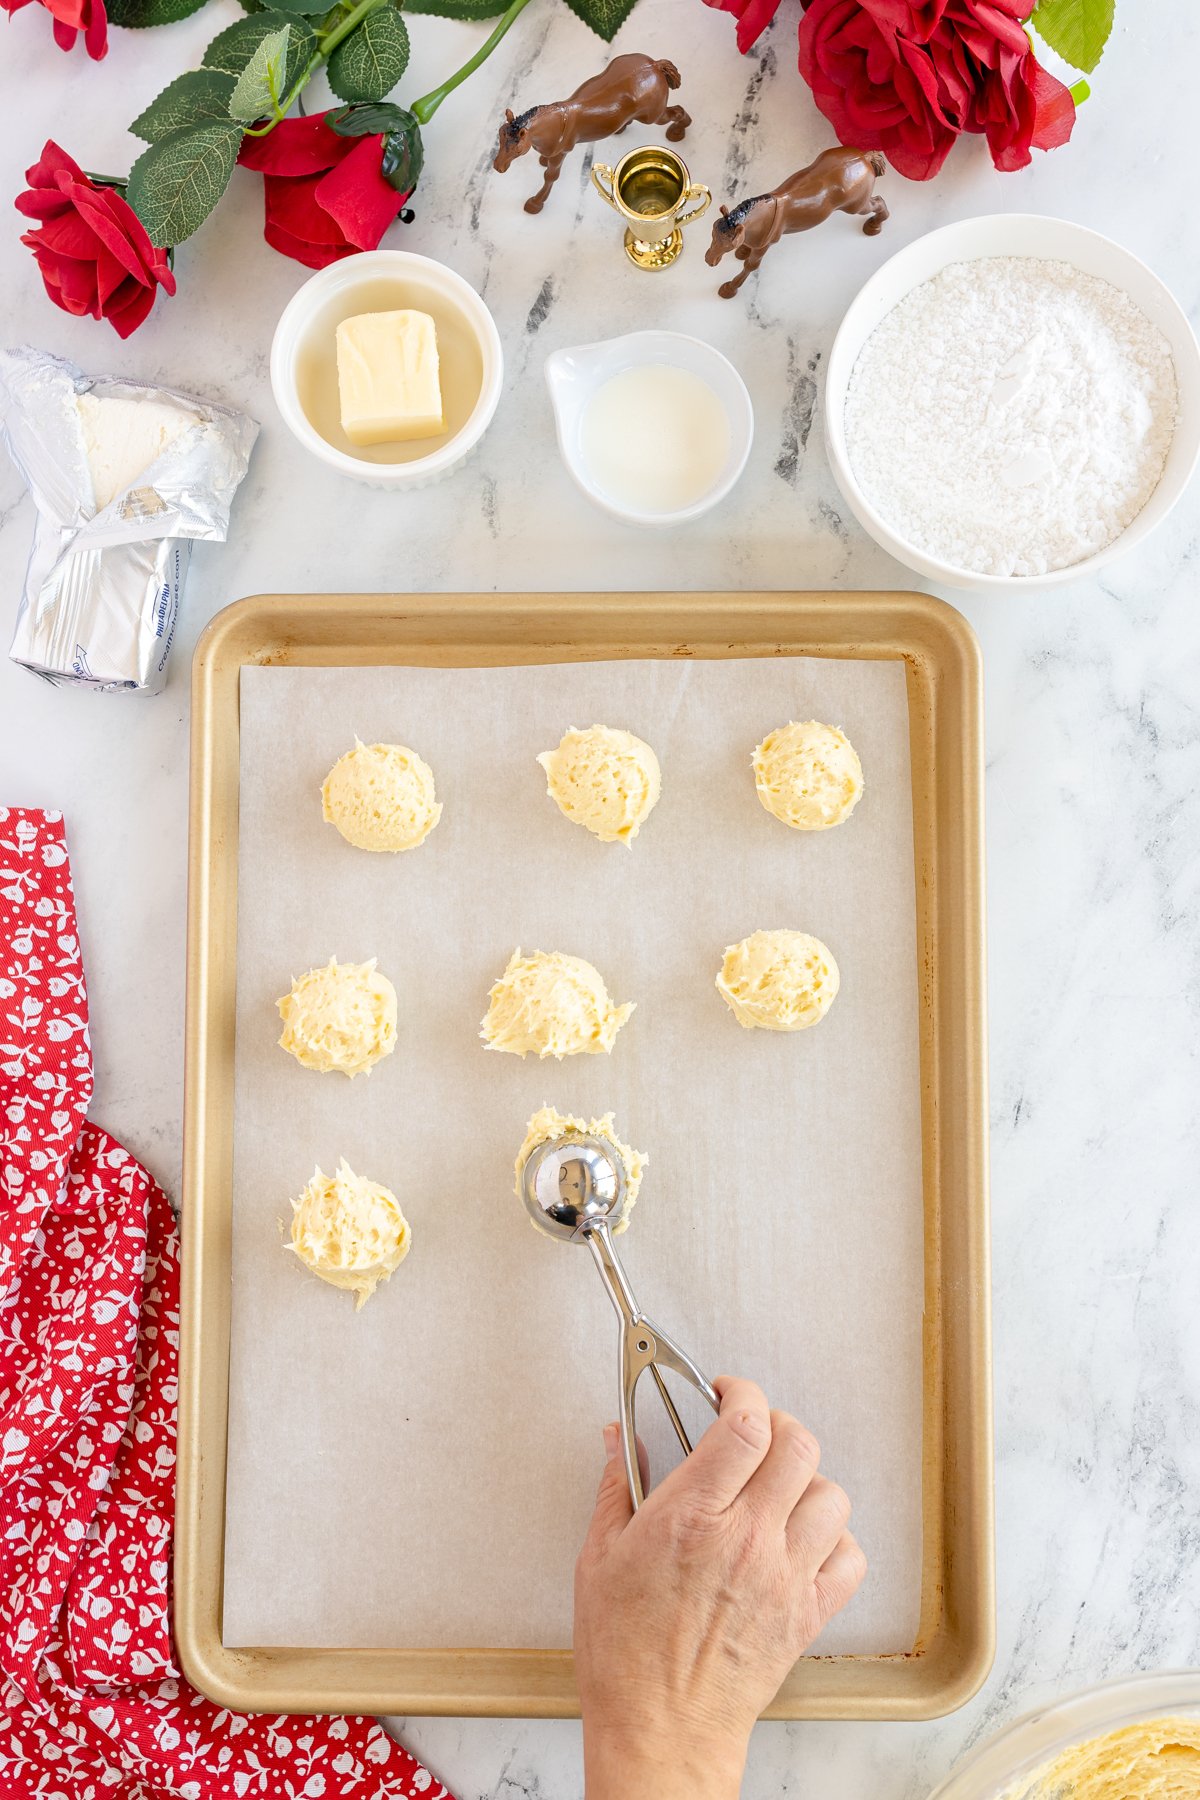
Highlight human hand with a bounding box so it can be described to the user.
[574,1377,866,1800]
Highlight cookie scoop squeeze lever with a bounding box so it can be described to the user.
[520,1131,718,1507]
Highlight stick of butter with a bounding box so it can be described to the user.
[335,309,445,447]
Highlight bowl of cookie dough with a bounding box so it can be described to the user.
[926,1669,1200,1798]
[824,214,1200,592]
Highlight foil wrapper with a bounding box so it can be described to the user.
[0,346,258,693]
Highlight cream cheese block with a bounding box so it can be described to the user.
[335,309,445,447]
[76,391,196,512]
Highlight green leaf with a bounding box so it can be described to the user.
[261,0,330,14]
[402,0,505,17]
[1070,75,1091,103]
[559,0,639,37]
[327,5,409,102]
[328,100,409,136]
[1029,0,1114,73]
[126,119,245,246]
[130,70,238,142]
[327,101,423,194]
[381,117,423,197]
[228,22,290,119]
[106,0,208,26]
[202,9,314,85]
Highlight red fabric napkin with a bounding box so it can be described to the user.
[0,807,454,1799]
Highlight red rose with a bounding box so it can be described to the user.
[706,0,1075,180]
[237,112,412,270]
[1,0,106,59]
[799,0,1075,178]
[16,142,175,338]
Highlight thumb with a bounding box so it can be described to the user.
[584,1423,637,1550]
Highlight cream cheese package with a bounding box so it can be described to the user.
[0,345,258,692]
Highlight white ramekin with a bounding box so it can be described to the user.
[269,250,503,490]
[544,330,754,527]
[825,215,1200,593]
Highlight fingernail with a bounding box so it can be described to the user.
[602,1423,619,1459]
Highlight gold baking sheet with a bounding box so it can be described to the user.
[178,591,992,1720]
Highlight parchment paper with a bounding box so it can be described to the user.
[222,656,924,1656]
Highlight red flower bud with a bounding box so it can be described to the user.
[238,111,415,271]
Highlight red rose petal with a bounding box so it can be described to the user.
[83,0,106,56]
[104,280,158,337]
[960,0,1028,56]
[238,112,353,177]
[34,208,100,259]
[25,248,83,317]
[863,0,926,39]
[313,134,401,253]
[69,189,156,284]
[47,251,102,315]
[46,0,88,31]
[92,247,135,307]
[15,188,75,223]
[264,220,354,267]
[1027,57,1075,149]
[24,140,87,192]
[701,0,784,52]
[263,170,345,247]
[73,182,174,287]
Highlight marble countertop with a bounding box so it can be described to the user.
[3,0,1199,1793]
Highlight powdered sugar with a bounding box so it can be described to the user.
[843,256,1178,577]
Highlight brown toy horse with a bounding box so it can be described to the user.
[706,148,888,298]
[493,52,690,214]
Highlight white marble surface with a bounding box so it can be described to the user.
[2,1,1199,1793]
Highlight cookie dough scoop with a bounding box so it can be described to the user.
[519,1130,717,1508]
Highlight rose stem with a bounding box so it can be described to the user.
[410,0,536,125]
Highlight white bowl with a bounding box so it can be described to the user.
[825,215,1200,592]
[927,1670,1200,1798]
[270,250,503,489]
[545,330,754,526]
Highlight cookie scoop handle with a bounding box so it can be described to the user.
[586,1221,719,1509]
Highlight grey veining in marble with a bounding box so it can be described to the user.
[2,0,1199,1793]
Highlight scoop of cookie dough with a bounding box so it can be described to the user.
[277,956,396,1076]
[537,725,661,845]
[753,720,863,831]
[717,929,839,1031]
[288,1159,411,1309]
[482,949,634,1059]
[322,739,442,852]
[515,1105,646,1234]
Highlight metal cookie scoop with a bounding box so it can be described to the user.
[520,1131,719,1508]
